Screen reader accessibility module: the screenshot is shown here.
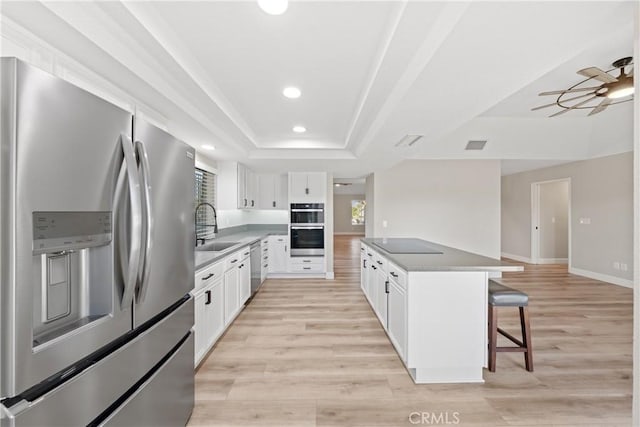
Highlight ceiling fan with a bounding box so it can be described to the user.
[533,57,634,117]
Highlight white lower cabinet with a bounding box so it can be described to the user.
[387,278,407,360]
[268,235,288,273]
[194,245,259,367]
[374,267,388,329]
[360,242,487,384]
[238,255,251,306]
[223,264,240,325]
[194,278,224,366]
[289,256,324,273]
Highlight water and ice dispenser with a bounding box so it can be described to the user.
[32,211,114,348]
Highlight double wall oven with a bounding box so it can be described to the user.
[290,203,324,256]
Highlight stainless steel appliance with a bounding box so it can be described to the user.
[290,203,324,224]
[290,225,325,256]
[249,242,261,295]
[0,58,195,426]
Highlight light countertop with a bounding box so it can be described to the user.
[361,238,523,273]
[195,229,287,271]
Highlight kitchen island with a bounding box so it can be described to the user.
[360,238,523,384]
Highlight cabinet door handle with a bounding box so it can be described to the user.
[303,267,311,270]
[372,265,377,270]
[390,272,398,278]
[363,259,367,268]
[244,198,247,207]
[251,200,254,207]
[239,264,244,269]
[285,245,287,252]
[244,251,250,256]
[273,201,276,208]
[305,188,309,195]
[376,260,382,265]
[385,281,389,294]
[367,253,372,256]
[264,263,268,268]
[202,273,214,280]
[205,290,212,305]
[230,259,238,264]
[303,260,311,263]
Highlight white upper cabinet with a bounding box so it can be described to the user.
[257,173,288,210]
[289,172,326,202]
[237,164,257,209]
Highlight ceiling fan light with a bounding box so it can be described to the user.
[606,85,635,99]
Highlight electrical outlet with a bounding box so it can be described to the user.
[613,261,620,270]
[382,220,388,228]
[621,263,628,271]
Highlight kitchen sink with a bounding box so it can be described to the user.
[195,241,239,252]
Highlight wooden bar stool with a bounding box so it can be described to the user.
[488,278,533,372]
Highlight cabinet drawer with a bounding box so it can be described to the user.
[262,238,269,246]
[195,261,223,291]
[373,253,388,272]
[388,261,407,290]
[289,256,324,265]
[270,235,287,243]
[224,251,242,271]
[289,264,324,273]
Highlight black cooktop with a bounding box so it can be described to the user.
[370,238,443,254]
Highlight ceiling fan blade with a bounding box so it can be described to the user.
[588,98,613,116]
[532,92,594,111]
[577,67,618,83]
[538,86,599,96]
[549,95,597,117]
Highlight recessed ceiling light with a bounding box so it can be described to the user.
[283,87,301,99]
[293,126,306,133]
[258,0,288,16]
[201,144,216,151]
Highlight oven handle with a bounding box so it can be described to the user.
[290,209,324,212]
[291,226,324,230]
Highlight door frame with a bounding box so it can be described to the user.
[530,178,571,265]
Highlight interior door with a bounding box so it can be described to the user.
[132,118,195,327]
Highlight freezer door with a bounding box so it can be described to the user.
[132,118,195,327]
[0,59,134,398]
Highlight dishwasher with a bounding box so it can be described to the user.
[250,241,261,296]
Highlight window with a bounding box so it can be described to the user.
[195,168,217,240]
[351,200,366,225]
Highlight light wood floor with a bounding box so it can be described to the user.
[189,235,633,426]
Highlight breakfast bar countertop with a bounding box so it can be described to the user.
[361,237,524,273]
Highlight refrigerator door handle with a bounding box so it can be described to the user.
[118,133,143,309]
[135,140,153,303]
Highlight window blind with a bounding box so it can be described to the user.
[195,168,217,240]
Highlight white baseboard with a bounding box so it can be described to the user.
[538,258,568,265]
[326,272,335,280]
[333,232,365,235]
[500,252,531,263]
[569,267,634,288]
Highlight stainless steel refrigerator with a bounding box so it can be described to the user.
[0,58,195,426]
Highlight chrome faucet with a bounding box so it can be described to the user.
[195,202,218,247]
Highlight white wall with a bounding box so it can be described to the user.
[325,173,334,278]
[365,174,375,237]
[333,194,365,234]
[502,152,633,285]
[371,160,502,258]
[539,180,569,260]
